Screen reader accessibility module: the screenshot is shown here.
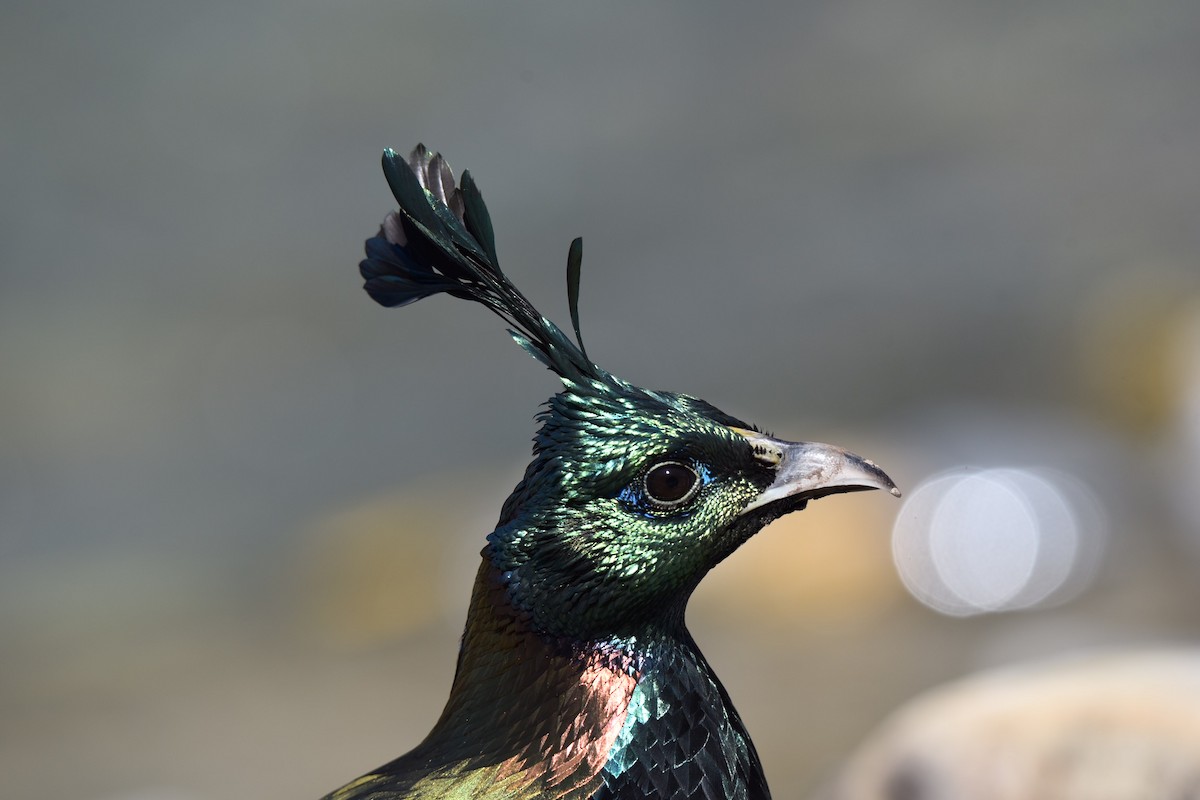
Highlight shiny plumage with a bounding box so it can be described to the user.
[325,145,899,800]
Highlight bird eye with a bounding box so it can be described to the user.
[643,461,700,508]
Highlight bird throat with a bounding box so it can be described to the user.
[383,560,771,799]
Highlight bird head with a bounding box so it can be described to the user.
[360,145,898,640]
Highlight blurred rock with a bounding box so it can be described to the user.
[819,649,1200,800]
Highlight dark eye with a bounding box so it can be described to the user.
[643,461,700,507]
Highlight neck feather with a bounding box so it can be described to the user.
[360,559,769,799]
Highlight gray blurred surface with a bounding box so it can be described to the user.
[3,2,1200,798]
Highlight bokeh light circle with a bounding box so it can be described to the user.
[892,467,1107,616]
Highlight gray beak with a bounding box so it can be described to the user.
[732,430,901,516]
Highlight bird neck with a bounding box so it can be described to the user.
[414,559,770,799]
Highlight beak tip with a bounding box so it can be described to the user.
[860,457,901,499]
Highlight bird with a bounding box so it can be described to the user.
[323,144,901,800]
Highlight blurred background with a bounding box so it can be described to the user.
[4,2,1200,798]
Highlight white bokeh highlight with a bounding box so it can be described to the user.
[892,467,1107,616]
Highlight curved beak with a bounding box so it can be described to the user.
[732,429,901,516]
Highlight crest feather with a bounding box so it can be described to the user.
[360,145,608,385]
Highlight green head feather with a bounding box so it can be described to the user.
[359,145,893,641]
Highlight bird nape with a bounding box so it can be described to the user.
[325,145,900,800]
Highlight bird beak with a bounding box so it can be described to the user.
[731,429,901,516]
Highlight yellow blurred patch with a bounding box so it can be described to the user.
[288,473,509,649]
[694,485,903,629]
[292,496,448,647]
[1075,267,1200,435]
